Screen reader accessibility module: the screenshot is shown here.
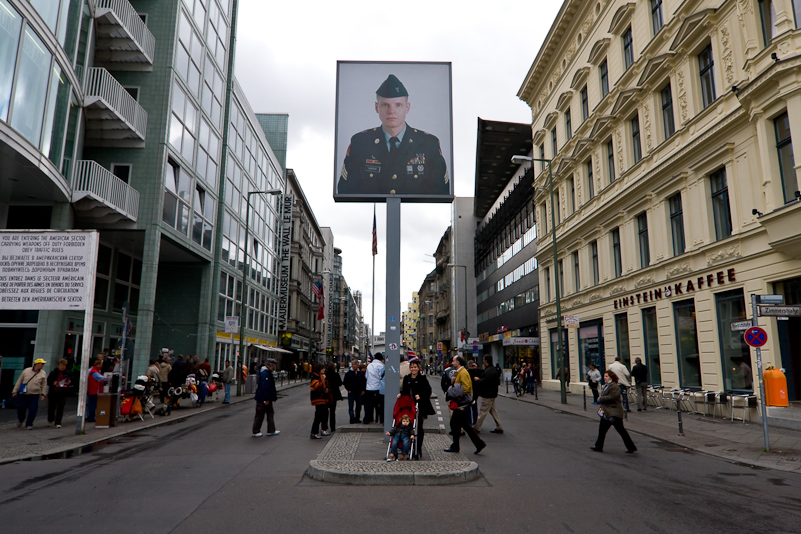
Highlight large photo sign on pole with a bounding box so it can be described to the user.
[333,61,454,203]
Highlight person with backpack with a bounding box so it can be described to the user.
[473,354,504,434]
[443,356,486,455]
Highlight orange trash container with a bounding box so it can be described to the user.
[764,368,789,407]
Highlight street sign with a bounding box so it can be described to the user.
[563,315,579,328]
[224,316,239,333]
[744,327,768,348]
[756,294,784,305]
[730,320,752,331]
[759,305,801,317]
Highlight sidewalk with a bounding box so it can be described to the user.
[0,378,309,465]
[498,385,801,473]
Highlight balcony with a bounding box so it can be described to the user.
[94,0,155,68]
[71,160,140,224]
[84,68,147,147]
[757,201,801,259]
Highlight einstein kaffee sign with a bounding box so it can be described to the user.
[0,231,99,310]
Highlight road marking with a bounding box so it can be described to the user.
[437,416,443,421]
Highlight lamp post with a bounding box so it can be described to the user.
[447,263,468,349]
[511,155,566,404]
[238,189,282,396]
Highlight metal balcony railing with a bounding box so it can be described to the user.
[72,160,140,221]
[84,67,147,143]
[95,0,156,65]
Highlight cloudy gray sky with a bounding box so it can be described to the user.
[234,0,562,334]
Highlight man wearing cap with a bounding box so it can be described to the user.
[252,358,279,437]
[12,358,48,429]
[337,74,449,196]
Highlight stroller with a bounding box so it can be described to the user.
[385,394,419,461]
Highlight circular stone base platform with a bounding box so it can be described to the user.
[306,431,481,485]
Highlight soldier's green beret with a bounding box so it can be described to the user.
[376,74,408,98]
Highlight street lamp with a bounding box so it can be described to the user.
[511,155,566,405]
[238,189,282,396]
[447,263,468,348]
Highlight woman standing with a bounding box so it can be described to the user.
[309,363,329,439]
[399,358,435,459]
[591,370,637,454]
[587,363,602,404]
[47,359,73,428]
[12,358,48,429]
[325,362,343,432]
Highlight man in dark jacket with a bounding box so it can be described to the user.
[343,360,365,424]
[252,358,279,437]
[631,357,649,411]
[473,355,504,434]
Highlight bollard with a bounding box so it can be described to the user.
[534,380,538,400]
[506,378,509,394]
[677,409,685,436]
[583,386,587,411]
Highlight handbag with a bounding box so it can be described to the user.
[18,372,38,394]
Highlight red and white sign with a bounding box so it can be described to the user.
[502,337,540,346]
[744,327,768,348]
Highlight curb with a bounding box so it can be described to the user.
[305,459,480,486]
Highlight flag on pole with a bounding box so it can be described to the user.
[313,281,325,320]
[372,207,378,256]
[407,350,416,357]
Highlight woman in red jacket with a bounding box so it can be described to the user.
[309,363,329,439]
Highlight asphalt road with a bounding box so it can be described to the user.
[1,379,800,534]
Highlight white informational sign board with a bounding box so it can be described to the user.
[564,315,580,328]
[224,316,239,333]
[0,231,96,310]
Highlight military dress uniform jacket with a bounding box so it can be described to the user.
[338,124,449,196]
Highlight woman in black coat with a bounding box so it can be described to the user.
[400,358,435,459]
[325,362,344,432]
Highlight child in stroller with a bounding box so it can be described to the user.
[386,414,414,461]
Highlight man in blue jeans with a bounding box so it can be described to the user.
[343,360,365,424]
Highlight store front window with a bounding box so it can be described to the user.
[614,313,631,368]
[550,328,569,380]
[674,299,701,388]
[716,289,752,391]
[642,307,662,385]
[578,320,604,381]
[505,345,540,380]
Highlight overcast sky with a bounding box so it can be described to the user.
[234,0,563,334]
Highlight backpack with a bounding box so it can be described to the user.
[446,382,472,408]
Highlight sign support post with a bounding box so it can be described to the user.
[383,198,401,438]
[749,294,771,453]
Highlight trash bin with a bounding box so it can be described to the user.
[245,374,257,394]
[95,394,118,428]
[764,368,789,406]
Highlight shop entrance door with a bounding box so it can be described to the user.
[776,277,801,401]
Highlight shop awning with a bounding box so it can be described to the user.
[253,344,292,354]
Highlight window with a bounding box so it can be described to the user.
[573,251,580,292]
[558,259,564,297]
[554,191,561,225]
[699,44,716,109]
[0,0,22,123]
[642,307,662,385]
[169,82,198,163]
[551,128,558,157]
[193,185,215,250]
[674,299,701,387]
[760,0,778,45]
[544,267,551,302]
[591,240,599,285]
[607,139,616,182]
[584,158,595,200]
[565,108,572,140]
[611,227,622,278]
[623,26,634,70]
[567,176,575,213]
[637,212,650,268]
[11,27,51,147]
[111,164,131,184]
[631,113,642,163]
[651,0,664,34]
[112,252,142,314]
[615,313,631,369]
[163,159,192,235]
[716,289,753,392]
[661,83,675,138]
[600,59,609,98]
[795,0,801,29]
[775,112,797,204]
[581,85,589,121]
[669,193,686,256]
[710,168,732,240]
[176,10,202,97]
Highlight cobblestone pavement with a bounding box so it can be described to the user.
[498,385,801,473]
[0,379,309,464]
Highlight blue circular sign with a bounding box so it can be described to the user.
[744,327,767,348]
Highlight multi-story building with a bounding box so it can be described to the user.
[433,227,452,360]
[0,0,288,397]
[402,292,419,355]
[417,270,437,366]
[279,168,326,366]
[451,197,479,357]
[520,0,801,420]
[473,119,541,371]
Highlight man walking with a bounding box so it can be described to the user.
[343,360,365,424]
[221,360,234,404]
[609,357,631,413]
[473,355,503,434]
[252,358,279,437]
[631,357,649,411]
[444,356,486,455]
[363,353,384,424]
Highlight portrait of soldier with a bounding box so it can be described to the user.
[337,74,450,196]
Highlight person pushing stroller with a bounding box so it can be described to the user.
[386,414,414,461]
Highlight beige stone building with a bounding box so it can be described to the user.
[518,0,801,420]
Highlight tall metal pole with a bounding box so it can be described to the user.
[384,198,401,436]
[750,295,771,452]
[547,159,567,405]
